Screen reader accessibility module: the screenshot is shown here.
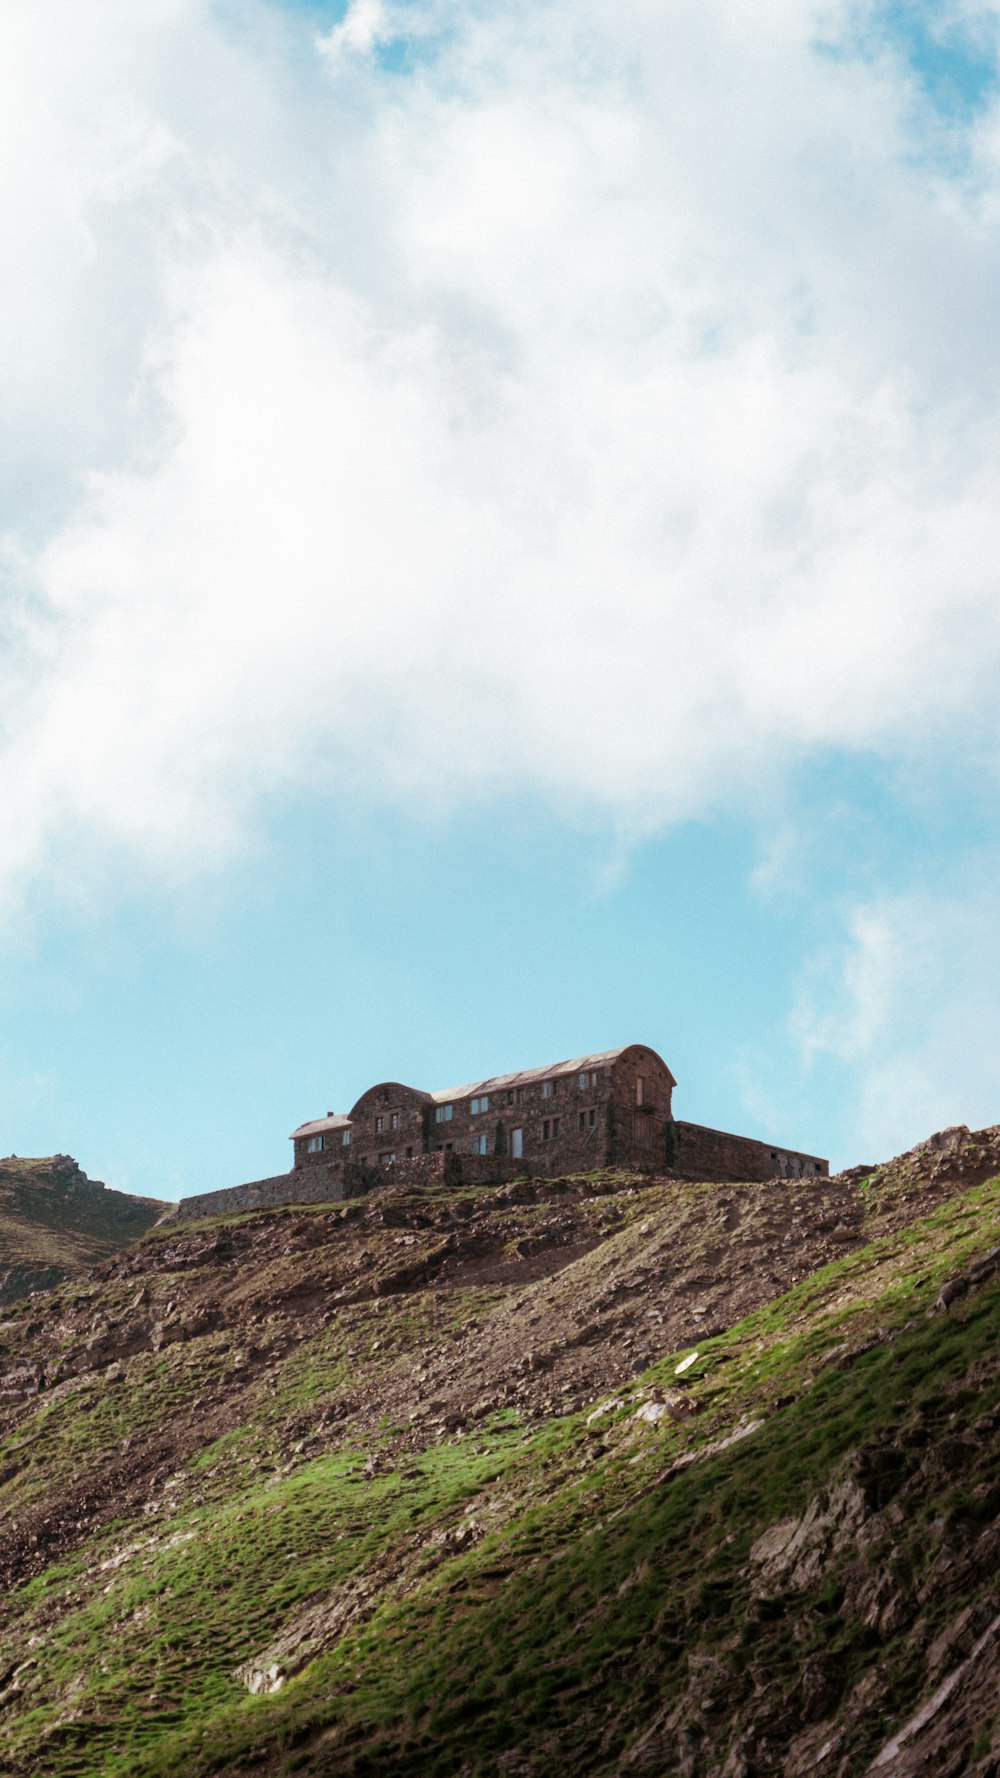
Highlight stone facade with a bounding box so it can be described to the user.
[165,1041,828,1223]
[290,1045,678,1183]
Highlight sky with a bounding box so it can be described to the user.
[2,0,1000,1201]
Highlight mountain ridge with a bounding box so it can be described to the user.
[0,1153,168,1305]
[0,1125,999,1774]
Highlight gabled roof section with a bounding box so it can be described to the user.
[431,1046,648,1103]
[289,1114,352,1140]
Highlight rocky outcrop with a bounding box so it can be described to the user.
[0,1154,167,1304]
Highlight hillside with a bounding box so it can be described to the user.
[0,1127,999,1774]
[0,1154,168,1305]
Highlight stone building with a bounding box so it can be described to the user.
[166,1041,827,1224]
[289,1042,826,1187]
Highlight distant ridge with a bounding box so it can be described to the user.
[0,1153,167,1304]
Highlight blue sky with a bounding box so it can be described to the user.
[2,0,1000,1201]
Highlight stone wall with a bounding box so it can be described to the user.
[344,1151,543,1194]
[673,1121,828,1183]
[167,1109,825,1223]
[163,1153,544,1224]
[293,1142,349,1179]
[165,1165,346,1224]
[608,1047,675,1171]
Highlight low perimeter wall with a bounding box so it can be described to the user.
[164,1166,346,1223]
[673,1121,827,1182]
[165,1127,827,1224]
[163,1152,540,1223]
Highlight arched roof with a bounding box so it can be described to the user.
[348,1081,435,1117]
[431,1043,675,1102]
[290,1044,675,1139]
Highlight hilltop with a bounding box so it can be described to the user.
[0,1154,168,1305]
[0,1126,999,1774]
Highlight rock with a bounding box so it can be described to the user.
[586,1398,624,1425]
[635,1402,671,1425]
[969,1248,1000,1285]
[0,1366,43,1401]
[234,1659,285,1695]
[634,1391,691,1426]
[935,1276,969,1312]
[749,1477,869,1593]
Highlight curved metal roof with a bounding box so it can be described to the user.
[290,1044,675,1139]
[430,1044,675,1102]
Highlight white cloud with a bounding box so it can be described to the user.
[790,877,1000,1158]
[317,0,396,66]
[2,0,1000,911]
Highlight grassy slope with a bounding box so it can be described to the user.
[1,1169,999,1774]
[0,1173,989,1770]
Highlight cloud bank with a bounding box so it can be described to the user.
[791,866,1000,1157]
[2,0,1000,907]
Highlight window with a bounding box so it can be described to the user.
[635,1076,645,1107]
[435,1104,453,1123]
[578,1072,589,1090]
[375,1115,384,1134]
[578,1110,597,1132]
[306,1134,325,1153]
[542,1119,551,1140]
[379,1151,397,1165]
[552,1116,560,1138]
[505,1090,514,1106]
[405,1146,413,1158]
[390,1111,400,1131]
[515,1086,525,1105]
[342,1129,351,1146]
[471,1095,489,1115]
[511,1127,523,1158]
[541,1081,553,1099]
[589,1108,597,1128]
[473,1133,488,1155]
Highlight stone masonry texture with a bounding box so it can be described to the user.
[165,1043,828,1224]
